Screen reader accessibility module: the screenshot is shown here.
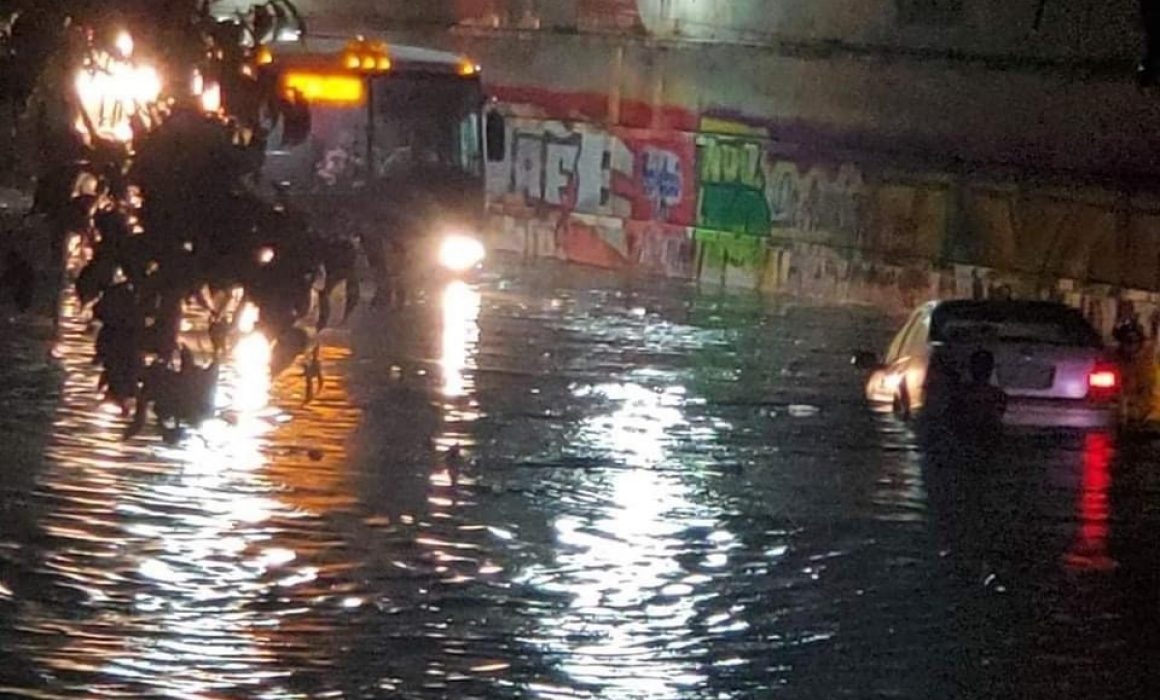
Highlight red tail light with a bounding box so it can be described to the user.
[1087,363,1121,400]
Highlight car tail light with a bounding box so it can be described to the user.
[1087,363,1121,401]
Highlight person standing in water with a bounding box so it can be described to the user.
[959,349,1007,430]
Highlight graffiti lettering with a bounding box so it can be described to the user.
[641,147,683,219]
[767,162,864,241]
[697,136,770,236]
[490,121,697,225]
[511,131,583,206]
[699,138,763,188]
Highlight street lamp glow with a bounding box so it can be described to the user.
[115,31,134,58]
[236,302,261,334]
[74,37,162,143]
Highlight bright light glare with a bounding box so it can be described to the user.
[74,44,162,143]
[230,303,271,412]
[232,331,271,413]
[199,81,221,113]
[115,31,134,58]
[237,302,260,334]
[257,247,275,265]
[438,234,486,272]
[884,372,904,391]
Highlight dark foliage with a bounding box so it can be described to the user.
[6,1,359,438]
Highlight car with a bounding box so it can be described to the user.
[854,299,1121,428]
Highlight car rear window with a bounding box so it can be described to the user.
[930,302,1102,347]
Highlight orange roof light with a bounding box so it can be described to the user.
[342,37,391,73]
[458,59,480,76]
[282,71,365,105]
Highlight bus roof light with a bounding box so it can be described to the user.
[282,71,365,105]
[343,37,391,73]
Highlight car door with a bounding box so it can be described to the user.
[874,305,932,410]
[869,308,922,403]
[900,307,932,409]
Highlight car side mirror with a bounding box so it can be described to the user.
[852,351,880,370]
[485,110,506,162]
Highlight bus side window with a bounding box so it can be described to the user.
[485,110,506,162]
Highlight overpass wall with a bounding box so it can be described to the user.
[250,0,1160,327]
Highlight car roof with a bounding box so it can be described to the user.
[932,299,1082,316]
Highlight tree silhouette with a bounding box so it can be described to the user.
[2,1,353,440]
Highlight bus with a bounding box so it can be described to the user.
[256,35,490,276]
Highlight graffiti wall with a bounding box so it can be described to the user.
[486,117,698,276]
[484,103,1160,320]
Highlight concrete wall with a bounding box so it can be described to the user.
[231,0,1160,177]
[220,0,1160,325]
[482,112,1160,328]
[254,0,1144,60]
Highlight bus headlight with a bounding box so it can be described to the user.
[438,233,486,272]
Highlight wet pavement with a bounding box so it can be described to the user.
[1,257,1160,698]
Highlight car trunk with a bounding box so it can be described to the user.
[934,342,1104,401]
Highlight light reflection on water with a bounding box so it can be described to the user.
[15,283,365,697]
[515,360,741,697]
[0,262,1153,698]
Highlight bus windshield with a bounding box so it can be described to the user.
[371,73,483,179]
[267,72,483,191]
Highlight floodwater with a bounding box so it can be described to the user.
[1,258,1160,699]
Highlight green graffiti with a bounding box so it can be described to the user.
[699,184,771,236]
[697,137,771,235]
[696,228,767,270]
[699,139,764,188]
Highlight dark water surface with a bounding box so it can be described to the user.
[1,258,1159,699]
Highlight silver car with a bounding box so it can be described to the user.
[856,300,1121,428]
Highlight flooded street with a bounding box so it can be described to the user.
[1,257,1160,699]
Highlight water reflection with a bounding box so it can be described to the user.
[435,280,483,463]
[440,280,481,401]
[519,373,739,699]
[6,259,1160,698]
[1064,431,1116,572]
[15,283,365,697]
[421,279,486,577]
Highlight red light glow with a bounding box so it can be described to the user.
[1089,370,1119,390]
[1063,431,1117,572]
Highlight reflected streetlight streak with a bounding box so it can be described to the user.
[32,279,364,696]
[419,280,498,580]
[522,377,737,699]
[440,280,481,400]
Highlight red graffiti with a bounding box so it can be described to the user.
[615,131,697,226]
